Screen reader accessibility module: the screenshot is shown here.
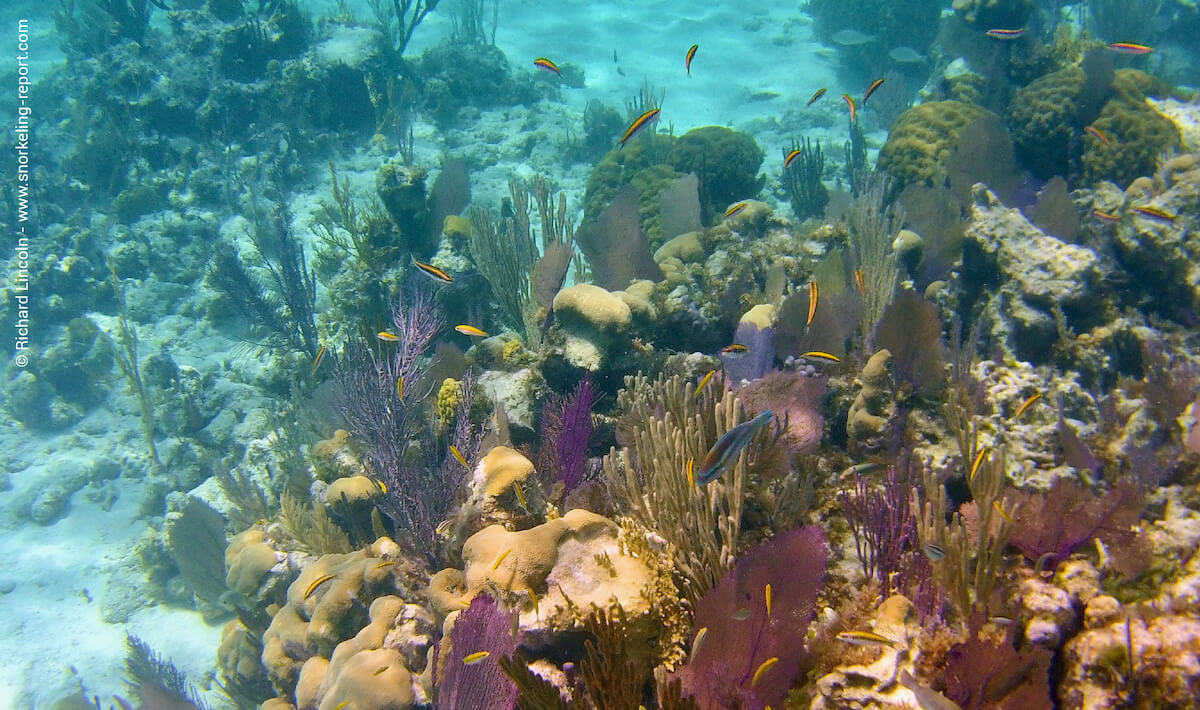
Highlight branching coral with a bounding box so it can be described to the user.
[782,137,828,221]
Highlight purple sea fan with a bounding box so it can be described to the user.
[1005,477,1142,573]
[737,370,827,455]
[435,595,520,710]
[676,525,827,710]
[536,377,596,495]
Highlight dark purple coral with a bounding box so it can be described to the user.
[1006,477,1142,572]
[737,371,826,455]
[839,460,917,589]
[536,376,596,495]
[942,621,1054,710]
[677,525,827,710]
[436,595,520,710]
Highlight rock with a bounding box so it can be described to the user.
[478,368,544,433]
[812,595,920,710]
[723,304,775,384]
[654,231,705,264]
[846,350,896,454]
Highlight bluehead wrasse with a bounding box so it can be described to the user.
[689,626,708,663]
[969,447,989,483]
[686,457,695,487]
[1106,42,1153,55]
[450,444,469,468]
[732,607,751,621]
[807,281,818,326]
[685,44,698,76]
[899,670,962,710]
[800,351,840,363]
[620,108,661,146]
[721,343,749,354]
[765,583,772,618]
[492,549,512,570]
[854,268,866,297]
[463,651,491,665]
[1035,551,1059,574]
[989,615,1017,626]
[1084,125,1111,146]
[993,500,1013,524]
[1093,209,1120,223]
[455,324,489,337]
[513,480,527,508]
[842,94,857,123]
[375,479,388,494]
[303,574,335,600]
[784,148,802,169]
[751,657,779,687]
[863,77,885,104]
[333,701,351,710]
[1131,205,1176,222]
[375,560,395,569]
[377,331,400,342]
[921,542,946,561]
[839,462,884,480]
[725,201,748,218]
[836,630,898,647]
[533,57,562,75]
[1013,392,1042,419]
[373,666,389,676]
[312,344,327,373]
[396,375,404,399]
[696,410,774,484]
[696,369,716,394]
[413,257,454,283]
[807,88,827,106]
[985,28,1025,39]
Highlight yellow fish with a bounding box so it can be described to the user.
[513,481,527,508]
[375,479,388,494]
[492,549,512,570]
[396,375,404,399]
[1013,392,1042,419]
[462,651,491,665]
[696,369,716,394]
[686,457,695,487]
[303,574,335,600]
[725,201,748,218]
[807,281,818,326]
[836,630,898,647]
[800,351,840,363]
[765,583,772,618]
[854,268,866,297]
[450,444,469,468]
[689,626,708,664]
[377,331,400,342]
[455,324,489,337]
[311,344,327,373]
[751,657,779,687]
[969,447,990,483]
[413,258,453,283]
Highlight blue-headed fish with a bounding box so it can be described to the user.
[696,411,774,484]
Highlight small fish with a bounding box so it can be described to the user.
[1013,392,1042,419]
[840,462,884,479]
[492,549,512,570]
[1084,125,1111,146]
[784,148,802,169]
[854,268,866,296]
[751,657,779,687]
[725,201,749,217]
[985,28,1025,39]
[685,44,698,76]
[921,542,946,561]
[312,344,327,373]
[396,375,404,399]
[463,651,491,665]
[899,670,963,710]
[807,281,818,326]
[863,78,885,104]
[375,560,395,569]
[696,369,716,394]
[377,331,400,342]
[721,343,749,354]
[1092,209,1120,223]
[455,324,489,337]
[375,479,388,494]
[993,500,1013,524]
[836,630,898,647]
[732,607,752,621]
[889,46,925,63]
[686,457,696,487]
[513,480,527,508]
[620,108,661,146]
[373,666,389,676]
[689,626,708,663]
[842,93,857,123]
[413,258,454,283]
[332,701,351,710]
[436,518,455,538]
[969,447,990,483]
[1131,205,1176,222]
[303,573,335,600]
[533,57,562,76]
[1106,42,1153,55]
[450,444,469,468]
[800,351,841,363]
[831,28,875,46]
[765,583,772,618]
[807,87,828,106]
[696,411,774,484]
[527,586,539,612]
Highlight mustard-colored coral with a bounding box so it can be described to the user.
[1081,70,1179,188]
[877,101,992,191]
[436,377,462,431]
[443,214,472,239]
[1006,65,1088,178]
[501,338,523,364]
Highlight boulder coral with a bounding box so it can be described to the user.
[1082,70,1180,188]
[550,282,655,370]
[876,101,993,192]
[668,126,765,221]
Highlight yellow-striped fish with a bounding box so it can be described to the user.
[513,481,527,508]
[689,626,708,664]
[725,201,748,218]
[312,344,327,373]
[721,343,749,354]
[807,87,827,106]
[696,369,716,394]
[686,457,695,487]
[842,94,857,123]
[969,447,990,483]
[375,478,388,494]
[784,148,802,169]
[800,351,840,363]
[492,549,512,570]
[854,268,866,297]
[751,657,779,687]
[863,77,885,104]
[807,281,818,326]
[1013,392,1042,419]
[373,666,389,676]
[377,331,400,342]
[533,57,562,76]
[993,500,1013,524]
[375,560,395,569]
[685,44,698,76]
[450,444,469,468]
[836,630,898,647]
[332,701,350,710]
[765,583,772,618]
[303,574,335,600]
[620,108,661,146]
[455,324,489,337]
[413,258,454,283]
[463,651,491,665]
[396,375,404,399]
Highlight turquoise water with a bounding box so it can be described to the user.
[1,0,1198,708]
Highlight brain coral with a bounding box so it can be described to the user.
[877,101,992,191]
[1081,70,1179,188]
[1005,65,1090,178]
[668,126,765,221]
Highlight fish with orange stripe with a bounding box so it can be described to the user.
[620,108,661,146]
